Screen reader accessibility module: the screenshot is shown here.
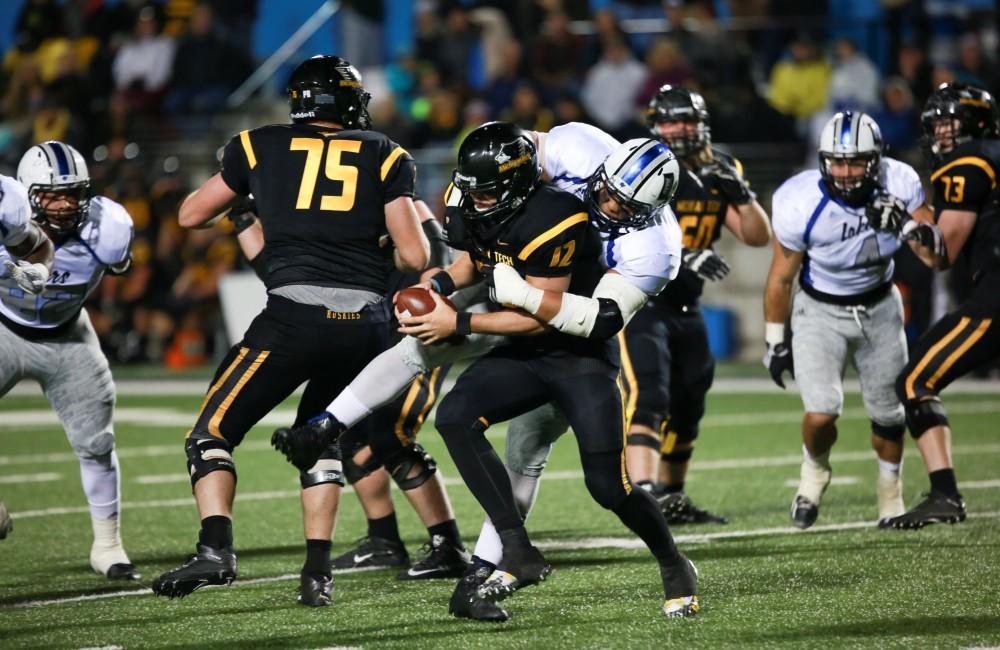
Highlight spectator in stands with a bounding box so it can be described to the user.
[585,8,628,66]
[828,38,881,113]
[112,6,176,114]
[483,40,525,118]
[553,92,590,127]
[367,96,414,149]
[410,88,462,148]
[955,33,998,93]
[872,77,919,157]
[637,37,693,106]
[205,0,258,58]
[528,10,585,101]
[164,4,249,115]
[581,38,646,137]
[14,0,66,52]
[767,33,830,127]
[435,6,481,87]
[897,43,934,107]
[499,82,554,132]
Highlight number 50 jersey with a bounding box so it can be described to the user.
[221,123,415,295]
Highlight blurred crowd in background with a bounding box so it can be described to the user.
[0,0,997,368]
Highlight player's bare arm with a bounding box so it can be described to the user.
[724,199,771,246]
[178,173,239,229]
[763,239,803,326]
[385,195,430,272]
[6,220,54,270]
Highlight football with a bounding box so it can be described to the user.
[394,287,455,318]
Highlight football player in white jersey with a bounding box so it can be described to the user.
[0,141,136,579]
[763,112,941,528]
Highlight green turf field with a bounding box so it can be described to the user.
[1,378,999,649]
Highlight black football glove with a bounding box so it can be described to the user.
[763,342,794,389]
[865,190,909,234]
[700,158,753,205]
[902,220,947,258]
[226,196,258,234]
[682,247,731,281]
[271,412,344,472]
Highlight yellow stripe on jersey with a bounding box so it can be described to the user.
[239,130,257,170]
[380,146,409,181]
[518,212,588,261]
[930,156,996,189]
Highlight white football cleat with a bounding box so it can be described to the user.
[90,515,139,580]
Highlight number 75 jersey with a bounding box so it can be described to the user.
[220,124,415,295]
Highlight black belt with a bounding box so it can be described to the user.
[0,310,81,340]
[800,281,892,307]
[265,294,391,325]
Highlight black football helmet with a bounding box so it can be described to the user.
[452,122,539,229]
[646,85,711,157]
[921,82,999,161]
[288,55,371,129]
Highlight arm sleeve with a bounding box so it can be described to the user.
[931,158,994,213]
[520,212,589,278]
[220,133,252,196]
[380,142,416,203]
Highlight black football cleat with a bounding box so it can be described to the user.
[878,491,967,530]
[106,563,141,581]
[660,554,699,618]
[658,492,728,525]
[331,536,409,570]
[398,535,471,580]
[0,501,11,540]
[476,545,552,602]
[449,564,510,622]
[790,495,819,530]
[151,544,237,599]
[298,571,333,607]
[271,412,346,471]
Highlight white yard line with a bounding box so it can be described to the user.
[5,510,999,610]
[0,472,60,484]
[783,476,859,488]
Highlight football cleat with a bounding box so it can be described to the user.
[476,545,551,602]
[331,536,409,570]
[658,492,728,525]
[271,412,346,472]
[0,501,11,540]
[449,564,510,622]
[660,553,699,618]
[790,495,820,529]
[151,544,237,598]
[398,534,471,580]
[875,473,905,524]
[298,571,333,607]
[105,563,141,581]
[878,491,967,530]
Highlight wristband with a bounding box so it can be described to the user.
[455,312,473,336]
[429,271,456,296]
[765,322,786,346]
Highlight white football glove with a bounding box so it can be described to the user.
[681,248,731,281]
[489,262,543,314]
[3,260,49,294]
[865,191,909,234]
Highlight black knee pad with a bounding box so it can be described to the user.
[660,427,697,463]
[871,420,905,441]
[581,449,630,511]
[384,442,437,491]
[627,432,661,451]
[341,445,383,485]
[299,443,345,488]
[631,409,666,435]
[904,399,950,439]
[185,437,236,488]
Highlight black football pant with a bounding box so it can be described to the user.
[435,344,682,565]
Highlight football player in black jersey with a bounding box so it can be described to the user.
[623,85,771,524]
[398,122,698,620]
[151,55,430,604]
[227,198,471,579]
[881,83,1000,529]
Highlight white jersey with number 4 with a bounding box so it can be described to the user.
[541,122,682,296]
[0,195,133,329]
[772,157,924,297]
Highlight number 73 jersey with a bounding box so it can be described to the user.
[220,123,415,295]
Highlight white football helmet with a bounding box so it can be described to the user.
[17,140,91,235]
[589,138,679,235]
[818,111,883,204]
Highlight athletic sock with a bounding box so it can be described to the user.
[877,458,901,478]
[199,515,233,549]
[304,539,332,576]
[929,468,960,499]
[803,444,832,470]
[428,519,462,545]
[368,513,402,542]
